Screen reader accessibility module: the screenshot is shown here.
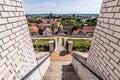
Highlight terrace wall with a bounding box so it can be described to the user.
[86,0,120,80]
[0,0,41,79]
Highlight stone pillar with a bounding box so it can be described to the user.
[49,41,55,53]
[68,41,73,53]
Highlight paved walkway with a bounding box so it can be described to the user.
[43,37,80,80]
[50,37,72,61]
[57,37,65,52]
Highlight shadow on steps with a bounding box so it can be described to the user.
[43,62,80,80]
[62,63,80,80]
[59,50,68,56]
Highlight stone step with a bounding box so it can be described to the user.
[44,72,77,76]
[50,63,72,66]
[43,74,80,80]
[43,76,62,80]
[48,63,75,72]
[50,62,72,66]
[51,61,71,63]
[43,61,80,80]
[47,66,75,72]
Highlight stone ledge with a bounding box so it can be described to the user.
[49,41,54,44]
[72,51,89,63]
[36,52,50,60]
[68,41,73,44]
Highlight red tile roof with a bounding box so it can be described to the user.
[72,29,82,35]
[29,26,38,33]
[82,26,95,33]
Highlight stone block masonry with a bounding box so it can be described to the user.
[86,0,120,80]
[1,0,120,80]
[0,0,41,80]
[72,0,120,80]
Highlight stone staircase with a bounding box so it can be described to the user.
[43,62,80,80]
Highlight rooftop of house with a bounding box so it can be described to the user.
[45,27,51,33]
[82,26,95,33]
[72,26,95,35]
[50,20,60,27]
[38,23,51,27]
[72,29,82,35]
[29,25,39,33]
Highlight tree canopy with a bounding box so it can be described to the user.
[85,18,98,26]
[28,18,38,23]
[51,25,57,33]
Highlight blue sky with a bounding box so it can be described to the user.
[23,0,102,14]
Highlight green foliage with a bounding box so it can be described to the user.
[67,39,91,52]
[68,20,76,26]
[61,21,68,26]
[72,14,75,18]
[61,19,77,26]
[28,18,38,23]
[33,39,54,51]
[85,18,97,26]
[76,18,83,23]
[51,25,57,32]
[72,24,79,30]
[61,16,83,28]
[49,13,53,18]
[62,38,64,46]
[57,38,59,42]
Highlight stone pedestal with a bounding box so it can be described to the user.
[68,41,73,53]
[49,41,55,53]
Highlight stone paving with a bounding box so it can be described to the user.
[51,37,72,61]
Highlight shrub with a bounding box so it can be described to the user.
[67,39,91,52]
[62,38,64,46]
[33,39,54,51]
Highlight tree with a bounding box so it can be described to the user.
[49,13,53,19]
[61,21,68,26]
[72,14,75,18]
[68,20,76,26]
[76,18,83,23]
[72,25,79,31]
[85,18,98,26]
[51,25,57,33]
[28,18,38,23]
[92,18,97,25]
